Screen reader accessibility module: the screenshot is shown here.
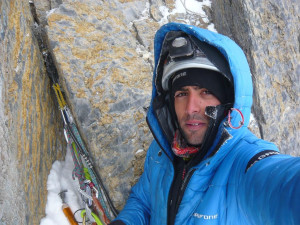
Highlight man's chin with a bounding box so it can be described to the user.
[186,139,203,147]
[182,132,204,146]
[179,126,206,145]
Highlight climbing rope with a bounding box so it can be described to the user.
[42,50,118,224]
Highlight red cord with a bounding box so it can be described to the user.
[227,108,244,129]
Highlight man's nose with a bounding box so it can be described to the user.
[186,93,201,114]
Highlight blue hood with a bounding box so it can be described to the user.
[147,22,253,158]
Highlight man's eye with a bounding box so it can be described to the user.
[175,92,187,97]
[202,90,212,95]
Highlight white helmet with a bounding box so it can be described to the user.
[155,31,233,93]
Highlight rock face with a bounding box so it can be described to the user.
[0,0,65,224]
[43,0,214,210]
[45,0,154,210]
[0,0,299,224]
[212,0,300,156]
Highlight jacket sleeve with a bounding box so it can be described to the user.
[110,141,156,225]
[237,153,300,225]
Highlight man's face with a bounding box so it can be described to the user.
[174,86,221,146]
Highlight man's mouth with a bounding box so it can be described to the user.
[185,121,206,130]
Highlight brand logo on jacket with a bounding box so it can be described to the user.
[193,213,218,220]
[245,150,279,172]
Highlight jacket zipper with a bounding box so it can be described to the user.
[167,166,196,225]
[174,168,196,221]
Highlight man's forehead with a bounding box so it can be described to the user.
[176,86,207,91]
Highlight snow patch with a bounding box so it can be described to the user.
[159,0,214,26]
[46,8,58,18]
[135,149,144,154]
[207,23,217,32]
[40,147,82,225]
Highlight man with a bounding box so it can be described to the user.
[110,22,300,225]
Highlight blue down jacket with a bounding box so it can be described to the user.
[114,23,300,225]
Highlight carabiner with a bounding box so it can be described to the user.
[81,209,104,225]
[227,108,244,129]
